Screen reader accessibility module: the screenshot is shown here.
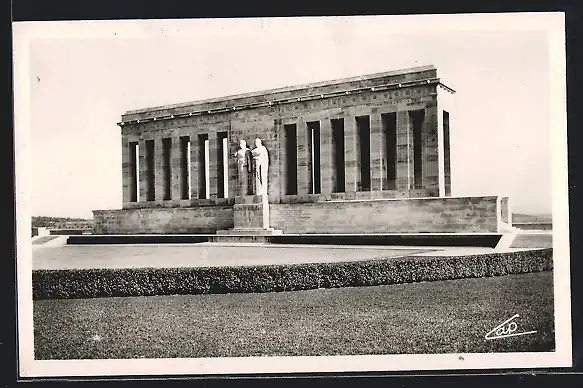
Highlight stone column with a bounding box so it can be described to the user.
[442,111,452,197]
[121,138,131,205]
[154,137,165,201]
[228,136,239,199]
[189,134,199,200]
[344,115,358,193]
[370,112,385,192]
[208,133,219,199]
[170,137,182,200]
[296,118,311,195]
[266,122,281,203]
[138,140,148,201]
[422,105,440,195]
[319,118,334,195]
[396,110,413,191]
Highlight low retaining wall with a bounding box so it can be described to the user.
[93,196,504,234]
[93,207,234,234]
[33,248,552,299]
[49,229,92,235]
[270,196,501,233]
[514,223,553,231]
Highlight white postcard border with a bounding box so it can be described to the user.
[14,13,572,378]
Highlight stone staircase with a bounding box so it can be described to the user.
[214,228,283,243]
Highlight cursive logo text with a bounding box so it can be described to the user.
[485,314,537,340]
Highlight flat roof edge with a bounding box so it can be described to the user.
[123,65,437,116]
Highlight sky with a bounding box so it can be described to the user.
[15,14,566,219]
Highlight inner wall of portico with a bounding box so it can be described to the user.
[120,83,446,210]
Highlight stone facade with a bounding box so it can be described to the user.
[94,65,509,235]
[117,65,454,207]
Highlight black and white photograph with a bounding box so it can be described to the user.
[14,13,571,377]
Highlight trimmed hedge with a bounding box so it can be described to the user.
[32,248,553,300]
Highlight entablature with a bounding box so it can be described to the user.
[117,65,455,128]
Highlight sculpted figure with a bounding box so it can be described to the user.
[234,139,253,196]
[251,138,269,196]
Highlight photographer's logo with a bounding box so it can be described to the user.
[485,314,537,340]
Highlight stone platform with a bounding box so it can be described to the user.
[33,243,430,270]
[92,195,513,235]
[33,242,548,270]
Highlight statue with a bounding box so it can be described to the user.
[234,139,253,196]
[251,138,269,196]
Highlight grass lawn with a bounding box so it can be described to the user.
[34,271,554,359]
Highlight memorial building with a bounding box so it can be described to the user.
[93,65,512,236]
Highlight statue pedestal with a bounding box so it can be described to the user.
[216,195,283,240]
[234,194,270,230]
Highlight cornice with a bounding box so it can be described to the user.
[117,77,454,127]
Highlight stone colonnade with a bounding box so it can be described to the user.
[121,105,447,206]
[278,107,442,199]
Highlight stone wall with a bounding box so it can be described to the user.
[93,207,234,234]
[93,196,502,235]
[270,196,500,234]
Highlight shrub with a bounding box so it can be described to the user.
[32,248,553,300]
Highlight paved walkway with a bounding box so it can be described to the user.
[31,235,68,249]
[32,244,436,270]
[32,236,59,245]
[31,231,552,271]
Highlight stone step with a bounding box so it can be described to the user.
[215,228,283,236]
[211,235,270,243]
